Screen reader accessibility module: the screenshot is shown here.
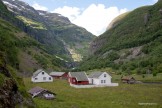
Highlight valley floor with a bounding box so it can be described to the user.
[23,75,162,108]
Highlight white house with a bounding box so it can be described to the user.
[31,69,53,82]
[88,72,112,85]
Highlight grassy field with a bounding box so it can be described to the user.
[23,75,162,108]
[112,73,162,82]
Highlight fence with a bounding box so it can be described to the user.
[70,83,119,88]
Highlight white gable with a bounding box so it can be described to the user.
[88,72,112,85]
[31,70,53,82]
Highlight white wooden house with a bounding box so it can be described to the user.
[88,72,112,85]
[31,69,53,82]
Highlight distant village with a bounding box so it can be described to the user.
[28,69,138,100]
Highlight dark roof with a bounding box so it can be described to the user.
[28,86,56,97]
[28,86,45,95]
[88,72,103,78]
[32,69,44,78]
[121,76,135,80]
[69,72,88,81]
[50,72,65,76]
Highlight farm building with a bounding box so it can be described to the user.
[50,72,68,79]
[121,76,136,84]
[88,72,112,85]
[68,72,89,85]
[31,69,53,83]
[28,86,56,99]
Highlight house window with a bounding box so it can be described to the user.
[35,78,38,80]
[43,77,46,80]
[104,80,106,83]
[42,72,44,75]
[104,74,106,77]
[49,77,51,80]
[101,80,103,83]
[73,79,76,82]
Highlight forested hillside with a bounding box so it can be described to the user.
[79,0,162,74]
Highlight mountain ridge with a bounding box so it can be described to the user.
[2,0,95,62]
[79,0,162,74]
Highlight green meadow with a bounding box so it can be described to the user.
[24,74,162,108]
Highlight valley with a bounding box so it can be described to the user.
[24,74,162,108]
[0,0,162,107]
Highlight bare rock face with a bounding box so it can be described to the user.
[160,19,162,26]
[159,9,162,15]
[0,79,23,108]
[144,13,151,25]
[90,38,106,54]
[0,65,35,108]
[159,9,162,26]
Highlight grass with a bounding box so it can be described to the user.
[24,76,162,108]
[112,73,162,82]
[17,16,47,30]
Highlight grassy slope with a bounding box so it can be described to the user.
[79,0,162,73]
[0,0,64,72]
[0,16,67,74]
[24,75,162,108]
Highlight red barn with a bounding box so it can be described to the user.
[50,72,68,79]
[68,72,89,85]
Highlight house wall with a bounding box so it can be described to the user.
[77,81,89,85]
[69,77,77,85]
[89,72,112,85]
[51,76,61,79]
[62,73,68,79]
[98,72,111,85]
[32,71,53,82]
[69,77,89,85]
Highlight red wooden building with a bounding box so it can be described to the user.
[50,72,68,79]
[68,72,89,85]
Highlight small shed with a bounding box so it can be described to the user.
[50,72,68,79]
[121,76,136,84]
[28,86,56,99]
[68,72,89,85]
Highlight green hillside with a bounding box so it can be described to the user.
[0,0,72,106]
[0,17,67,73]
[79,0,162,74]
[0,1,34,107]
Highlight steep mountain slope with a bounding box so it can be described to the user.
[0,0,68,73]
[0,1,35,107]
[2,0,95,62]
[79,0,162,74]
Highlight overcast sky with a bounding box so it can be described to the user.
[22,0,158,36]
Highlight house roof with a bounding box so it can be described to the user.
[121,76,135,80]
[32,69,44,78]
[69,72,88,81]
[28,86,56,97]
[50,72,65,76]
[88,72,112,78]
[88,72,103,78]
[28,86,46,95]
